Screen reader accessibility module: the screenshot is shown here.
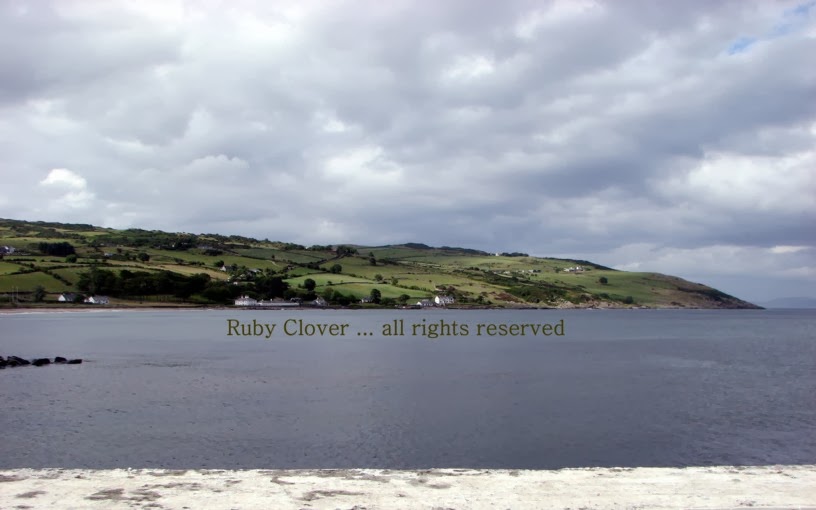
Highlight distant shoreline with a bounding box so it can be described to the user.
[0,304,774,314]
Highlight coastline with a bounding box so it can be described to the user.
[0,306,218,315]
[1,465,814,509]
[0,303,767,314]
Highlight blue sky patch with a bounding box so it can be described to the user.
[727,36,757,54]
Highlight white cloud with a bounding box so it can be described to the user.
[321,146,404,192]
[39,168,95,209]
[515,0,602,39]
[659,150,816,213]
[443,54,496,81]
[40,168,87,189]
[770,245,808,254]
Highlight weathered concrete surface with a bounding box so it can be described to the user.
[1,465,815,509]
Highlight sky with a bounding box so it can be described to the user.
[0,0,814,303]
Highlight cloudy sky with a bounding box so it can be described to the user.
[1,0,814,303]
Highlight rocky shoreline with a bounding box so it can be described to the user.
[0,355,82,369]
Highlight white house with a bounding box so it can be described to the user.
[434,295,455,306]
[84,295,110,305]
[234,295,258,306]
[58,293,77,302]
[417,299,434,308]
[312,297,328,307]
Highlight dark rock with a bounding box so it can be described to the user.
[8,356,30,366]
[1,356,83,368]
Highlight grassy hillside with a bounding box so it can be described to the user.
[0,218,760,309]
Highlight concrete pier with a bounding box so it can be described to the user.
[2,465,815,509]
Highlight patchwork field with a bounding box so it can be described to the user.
[0,218,760,309]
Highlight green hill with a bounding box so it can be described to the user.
[0,218,760,309]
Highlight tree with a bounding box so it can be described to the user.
[598,276,608,285]
[369,256,377,266]
[33,285,46,302]
[303,278,316,291]
[391,277,399,286]
[254,275,289,299]
[374,274,383,282]
[36,242,75,256]
[398,294,410,304]
[330,264,342,274]
[369,288,382,304]
[333,292,354,306]
[138,252,150,262]
[202,282,234,304]
[78,267,119,295]
[65,254,78,263]
[213,260,224,268]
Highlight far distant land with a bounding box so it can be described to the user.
[759,297,816,309]
[0,218,761,309]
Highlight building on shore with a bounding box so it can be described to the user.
[234,295,258,306]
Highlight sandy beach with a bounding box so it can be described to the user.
[2,465,815,509]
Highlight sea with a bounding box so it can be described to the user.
[1,308,814,469]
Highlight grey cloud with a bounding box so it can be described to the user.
[0,0,813,301]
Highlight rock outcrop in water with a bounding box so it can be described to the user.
[0,355,82,369]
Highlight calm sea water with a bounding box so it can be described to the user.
[1,309,814,469]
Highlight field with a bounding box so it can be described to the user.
[0,219,759,309]
[0,271,71,292]
[233,247,324,264]
[0,261,22,275]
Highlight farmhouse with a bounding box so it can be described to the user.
[234,295,258,306]
[0,245,15,254]
[434,295,455,306]
[417,299,434,308]
[84,295,110,305]
[58,293,77,302]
